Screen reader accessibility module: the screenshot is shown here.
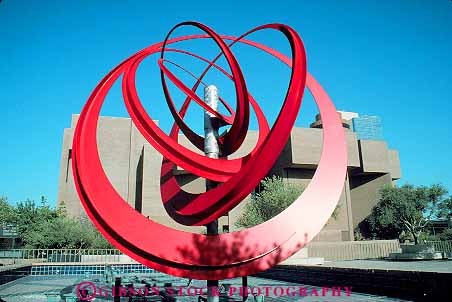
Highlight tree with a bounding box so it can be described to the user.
[235,176,304,228]
[235,176,341,229]
[437,228,452,241]
[1,196,112,249]
[15,198,57,237]
[22,216,76,249]
[368,184,450,244]
[22,215,112,249]
[438,195,452,221]
[0,196,17,225]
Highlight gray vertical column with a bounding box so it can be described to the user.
[204,85,220,302]
[204,85,220,235]
[204,85,220,160]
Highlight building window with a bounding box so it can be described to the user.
[66,149,72,182]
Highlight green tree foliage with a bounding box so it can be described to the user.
[0,196,112,249]
[15,197,58,236]
[368,184,450,244]
[235,176,341,229]
[235,176,304,228]
[438,195,452,220]
[0,196,17,224]
[22,216,112,249]
[437,228,452,241]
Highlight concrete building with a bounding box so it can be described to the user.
[57,112,401,241]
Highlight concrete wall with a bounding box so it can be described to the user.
[349,173,393,231]
[255,263,452,301]
[57,114,401,241]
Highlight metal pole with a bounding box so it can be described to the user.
[204,85,220,302]
[114,277,121,302]
[242,276,248,302]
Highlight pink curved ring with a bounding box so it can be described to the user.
[72,22,347,280]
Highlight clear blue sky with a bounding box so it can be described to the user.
[1,0,451,206]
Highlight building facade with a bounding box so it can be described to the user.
[58,112,401,241]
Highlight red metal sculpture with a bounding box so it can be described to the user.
[72,22,347,279]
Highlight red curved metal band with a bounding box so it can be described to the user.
[72,22,347,280]
[156,48,237,152]
[125,23,305,224]
[158,59,234,125]
[159,22,249,156]
[158,51,269,225]
[161,56,235,115]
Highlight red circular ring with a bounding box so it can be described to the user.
[72,23,347,280]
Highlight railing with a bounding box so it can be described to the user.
[427,241,452,254]
[1,240,451,264]
[306,240,401,261]
[0,249,124,263]
[0,243,404,263]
